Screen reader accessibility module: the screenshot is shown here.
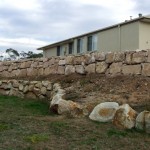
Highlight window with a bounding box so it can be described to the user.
[87,35,97,51]
[77,38,83,53]
[68,42,74,54]
[57,46,63,56]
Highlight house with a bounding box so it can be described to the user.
[37,14,150,57]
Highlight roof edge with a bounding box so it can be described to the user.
[37,15,150,50]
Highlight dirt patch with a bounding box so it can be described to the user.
[2,74,150,111]
[54,74,150,111]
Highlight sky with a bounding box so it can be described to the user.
[0,0,150,54]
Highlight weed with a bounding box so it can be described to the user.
[107,129,128,137]
[24,134,49,143]
[83,137,97,145]
[24,101,49,115]
[0,123,9,131]
[0,95,49,116]
[49,121,69,135]
[80,79,90,86]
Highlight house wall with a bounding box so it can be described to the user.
[43,47,57,58]
[97,27,119,52]
[120,21,139,51]
[42,21,150,57]
[139,22,150,49]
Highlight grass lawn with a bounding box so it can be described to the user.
[0,95,150,150]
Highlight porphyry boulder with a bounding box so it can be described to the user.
[113,104,137,129]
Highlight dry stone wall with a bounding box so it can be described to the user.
[0,49,150,78]
[0,80,53,100]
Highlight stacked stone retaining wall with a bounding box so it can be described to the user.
[0,80,53,100]
[0,49,150,78]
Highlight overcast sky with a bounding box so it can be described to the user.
[0,0,150,54]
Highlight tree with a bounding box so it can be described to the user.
[4,49,43,60]
[26,51,43,58]
[6,48,20,60]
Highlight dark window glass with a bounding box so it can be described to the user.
[69,42,74,54]
[87,36,92,51]
[77,39,81,53]
[57,46,60,56]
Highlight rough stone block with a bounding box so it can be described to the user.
[114,52,125,62]
[0,66,3,72]
[142,63,150,76]
[1,71,11,78]
[75,65,85,74]
[38,68,44,76]
[109,62,122,75]
[122,64,141,75]
[84,53,95,64]
[132,51,147,64]
[94,52,106,61]
[147,50,150,62]
[43,61,49,68]
[11,70,20,77]
[96,62,108,73]
[31,61,39,68]
[27,68,38,77]
[106,52,114,63]
[85,64,96,73]
[58,66,65,74]
[20,61,32,69]
[44,67,50,76]
[41,87,47,95]
[49,57,55,65]
[18,69,27,77]
[59,60,66,66]
[49,65,58,74]
[125,51,135,64]
[65,65,75,75]
[65,56,74,65]
[25,92,36,99]
[74,56,85,65]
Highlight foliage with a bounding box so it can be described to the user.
[0,123,10,132]
[107,129,128,137]
[25,134,49,143]
[0,48,43,61]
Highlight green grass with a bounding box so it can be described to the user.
[107,129,128,137]
[49,121,69,135]
[24,134,49,143]
[0,123,10,132]
[0,95,49,116]
[0,95,150,150]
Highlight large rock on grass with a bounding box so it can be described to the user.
[89,102,119,122]
[113,104,137,129]
[136,111,150,133]
[50,94,83,117]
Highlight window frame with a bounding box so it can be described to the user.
[77,38,83,53]
[68,42,74,54]
[57,46,63,56]
[87,34,97,51]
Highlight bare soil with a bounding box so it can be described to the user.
[43,74,150,112]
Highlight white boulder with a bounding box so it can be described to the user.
[89,102,119,122]
[136,111,150,133]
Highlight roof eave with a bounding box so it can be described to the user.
[37,16,150,50]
